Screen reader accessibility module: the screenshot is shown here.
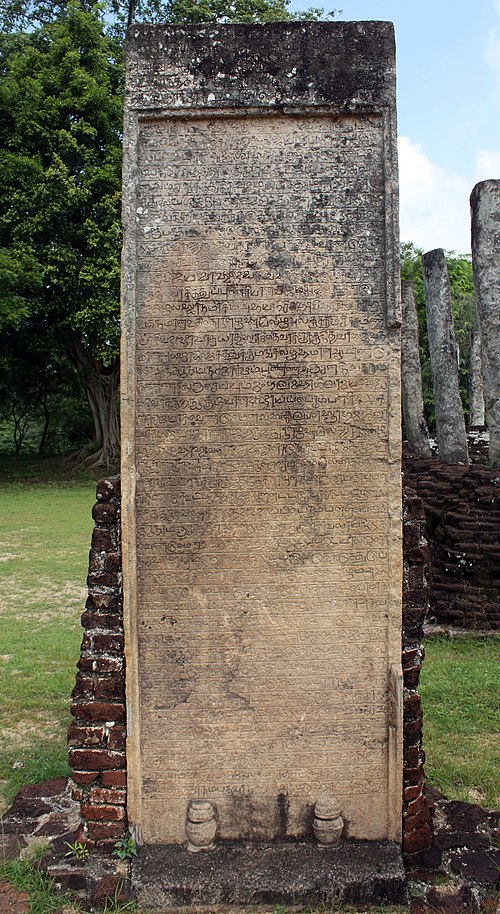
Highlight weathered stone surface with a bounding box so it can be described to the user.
[122,22,402,845]
[471,180,500,466]
[125,21,397,114]
[401,281,431,457]
[132,841,408,908]
[422,248,469,464]
[468,326,485,426]
[0,778,83,871]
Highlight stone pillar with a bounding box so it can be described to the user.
[471,180,500,466]
[122,22,403,848]
[469,326,485,427]
[401,281,431,457]
[422,249,469,464]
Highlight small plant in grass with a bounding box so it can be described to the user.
[112,836,137,861]
[102,881,137,914]
[64,840,90,860]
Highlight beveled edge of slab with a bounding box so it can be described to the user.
[125,21,396,113]
[132,839,408,909]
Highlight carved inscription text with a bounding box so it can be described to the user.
[125,111,401,843]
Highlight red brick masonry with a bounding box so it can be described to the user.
[68,476,127,852]
[69,478,432,856]
[402,487,433,856]
[405,454,500,630]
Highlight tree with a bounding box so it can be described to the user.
[0,6,123,466]
[0,0,337,32]
[0,319,85,455]
[0,0,338,465]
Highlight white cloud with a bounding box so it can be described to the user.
[398,136,472,255]
[475,147,500,180]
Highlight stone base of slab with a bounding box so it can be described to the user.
[132,840,408,910]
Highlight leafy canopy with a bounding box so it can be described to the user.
[0,3,123,363]
[0,0,339,33]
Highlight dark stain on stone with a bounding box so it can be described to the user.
[277,790,289,839]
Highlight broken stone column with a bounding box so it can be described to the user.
[471,180,500,466]
[422,249,469,464]
[401,280,431,457]
[469,326,485,427]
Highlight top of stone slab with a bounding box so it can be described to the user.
[125,21,396,112]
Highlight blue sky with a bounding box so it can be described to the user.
[289,0,500,255]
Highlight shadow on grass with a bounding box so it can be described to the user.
[0,454,111,488]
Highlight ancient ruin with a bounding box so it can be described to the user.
[469,326,485,427]
[422,248,469,464]
[120,20,402,855]
[471,179,500,467]
[401,280,431,458]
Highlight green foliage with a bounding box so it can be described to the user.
[0,248,41,332]
[65,840,90,858]
[157,0,339,23]
[112,836,138,860]
[0,3,125,461]
[400,243,477,431]
[0,0,340,32]
[0,6,123,364]
[0,319,90,456]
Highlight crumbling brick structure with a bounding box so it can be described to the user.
[405,455,500,630]
[68,476,127,852]
[402,487,433,856]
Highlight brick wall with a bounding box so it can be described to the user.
[404,455,500,630]
[69,478,432,854]
[402,487,433,856]
[68,476,127,853]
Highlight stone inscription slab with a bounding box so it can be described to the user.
[121,23,402,845]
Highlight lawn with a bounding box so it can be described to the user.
[0,456,97,812]
[419,635,499,809]
[0,456,498,818]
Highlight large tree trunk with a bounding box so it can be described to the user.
[423,248,469,464]
[66,336,120,470]
[38,390,50,456]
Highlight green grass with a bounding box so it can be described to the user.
[0,857,70,914]
[419,635,500,809]
[0,455,97,811]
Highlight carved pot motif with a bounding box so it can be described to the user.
[312,795,344,847]
[186,800,217,852]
